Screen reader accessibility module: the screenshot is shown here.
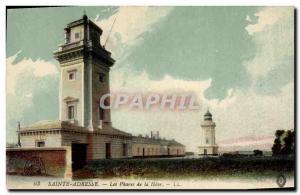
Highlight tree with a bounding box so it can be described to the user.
[271,129,295,157]
[253,150,263,156]
[291,130,295,154]
[281,130,294,156]
[272,130,285,156]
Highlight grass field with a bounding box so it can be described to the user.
[73,156,295,179]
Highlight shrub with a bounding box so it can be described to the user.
[74,157,294,179]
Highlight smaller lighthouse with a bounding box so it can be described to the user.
[198,110,218,155]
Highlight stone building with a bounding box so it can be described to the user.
[19,14,133,161]
[17,14,185,168]
[198,110,218,155]
[132,132,185,157]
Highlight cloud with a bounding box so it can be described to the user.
[218,135,274,151]
[6,51,58,95]
[211,82,294,149]
[245,7,290,35]
[94,6,173,59]
[107,7,294,151]
[109,66,294,151]
[6,52,59,143]
[111,67,211,97]
[245,7,294,80]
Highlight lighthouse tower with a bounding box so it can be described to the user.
[53,14,115,131]
[198,110,218,155]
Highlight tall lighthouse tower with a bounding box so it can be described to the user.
[53,14,114,131]
[198,110,218,155]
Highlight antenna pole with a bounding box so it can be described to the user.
[104,16,117,49]
[17,121,21,147]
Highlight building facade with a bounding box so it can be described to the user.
[198,110,218,155]
[132,132,185,157]
[18,15,185,163]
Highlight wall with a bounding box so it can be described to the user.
[92,58,111,129]
[198,146,218,155]
[20,132,62,148]
[168,146,186,156]
[61,131,88,146]
[132,137,186,157]
[201,121,216,145]
[92,134,132,159]
[132,143,162,157]
[60,59,85,126]
[70,25,84,42]
[6,147,72,178]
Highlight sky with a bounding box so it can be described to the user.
[6,6,294,151]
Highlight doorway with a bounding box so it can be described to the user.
[105,143,111,159]
[122,143,128,157]
[71,143,87,171]
[204,149,207,155]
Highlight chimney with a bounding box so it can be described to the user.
[17,121,21,147]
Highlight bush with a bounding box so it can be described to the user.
[74,156,294,179]
[254,150,263,156]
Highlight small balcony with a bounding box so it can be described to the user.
[58,40,84,52]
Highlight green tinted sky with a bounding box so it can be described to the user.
[7,6,257,99]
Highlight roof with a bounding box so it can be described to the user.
[20,120,85,131]
[94,127,132,137]
[20,120,132,137]
[132,136,162,145]
[65,14,103,34]
[132,136,185,147]
[204,110,212,117]
[167,140,185,147]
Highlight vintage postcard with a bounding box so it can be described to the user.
[6,6,295,190]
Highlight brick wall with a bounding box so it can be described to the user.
[6,147,72,178]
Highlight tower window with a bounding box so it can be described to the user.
[74,32,80,39]
[206,138,209,144]
[67,69,77,81]
[68,72,75,80]
[68,105,75,119]
[98,73,105,83]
